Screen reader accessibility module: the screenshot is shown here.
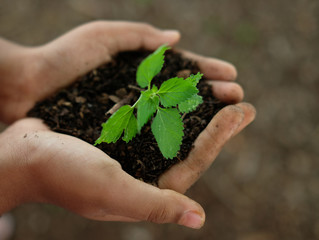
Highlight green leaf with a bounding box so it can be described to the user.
[137,90,160,131]
[176,73,203,113]
[151,108,184,159]
[123,113,138,143]
[157,77,198,107]
[136,45,170,88]
[151,85,158,93]
[185,72,203,86]
[95,105,136,145]
[179,94,203,113]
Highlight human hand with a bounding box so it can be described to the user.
[158,102,256,193]
[157,47,256,192]
[0,118,206,229]
[0,106,255,229]
[1,21,243,123]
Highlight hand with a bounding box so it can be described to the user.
[158,102,256,193]
[0,104,254,229]
[0,21,256,228]
[1,21,242,123]
[0,118,205,229]
[159,46,257,192]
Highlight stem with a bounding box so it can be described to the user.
[106,92,135,115]
[131,94,142,108]
[181,112,187,119]
[128,84,143,92]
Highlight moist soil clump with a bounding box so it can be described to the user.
[28,50,226,184]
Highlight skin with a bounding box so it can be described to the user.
[0,21,256,229]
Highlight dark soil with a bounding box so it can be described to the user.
[27,50,226,184]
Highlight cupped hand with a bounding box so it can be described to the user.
[158,102,256,193]
[0,103,254,229]
[0,118,205,229]
[0,21,256,228]
[1,20,242,123]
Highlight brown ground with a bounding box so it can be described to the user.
[1,0,318,239]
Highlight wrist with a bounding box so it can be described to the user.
[0,123,39,214]
[0,43,46,123]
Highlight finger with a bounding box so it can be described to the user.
[158,103,255,193]
[232,102,256,136]
[92,214,139,222]
[179,49,237,81]
[99,21,181,54]
[208,81,244,104]
[90,168,205,229]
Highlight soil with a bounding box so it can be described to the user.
[27,50,226,184]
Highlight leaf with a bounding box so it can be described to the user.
[179,94,203,113]
[177,73,203,113]
[157,77,198,107]
[137,90,160,131]
[136,45,170,88]
[151,108,184,159]
[95,105,136,145]
[123,113,138,143]
[150,85,158,93]
[186,72,203,86]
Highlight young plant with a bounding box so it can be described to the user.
[95,45,203,159]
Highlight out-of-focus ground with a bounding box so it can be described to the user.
[1,0,318,239]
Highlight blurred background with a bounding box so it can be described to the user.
[1,0,318,239]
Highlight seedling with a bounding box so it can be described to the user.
[95,45,203,159]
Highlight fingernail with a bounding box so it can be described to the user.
[179,210,205,229]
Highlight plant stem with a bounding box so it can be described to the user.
[106,92,135,115]
[128,84,143,92]
[131,94,142,108]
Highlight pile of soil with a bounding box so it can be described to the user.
[28,50,226,184]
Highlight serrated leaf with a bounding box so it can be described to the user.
[185,72,203,86]
[157,77,198,107]
[123,113,138,143]
[95,105,136,145]
[179,94,203,113]
[137,90,160,131]
[136,45,170,88]
[151,108,184,159]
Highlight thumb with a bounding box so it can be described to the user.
[98,168,205,229]
[38,21,180,84]
[158,103,256,193]
[158,105,245,193]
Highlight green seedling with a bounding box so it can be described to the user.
[95,45,203,159]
